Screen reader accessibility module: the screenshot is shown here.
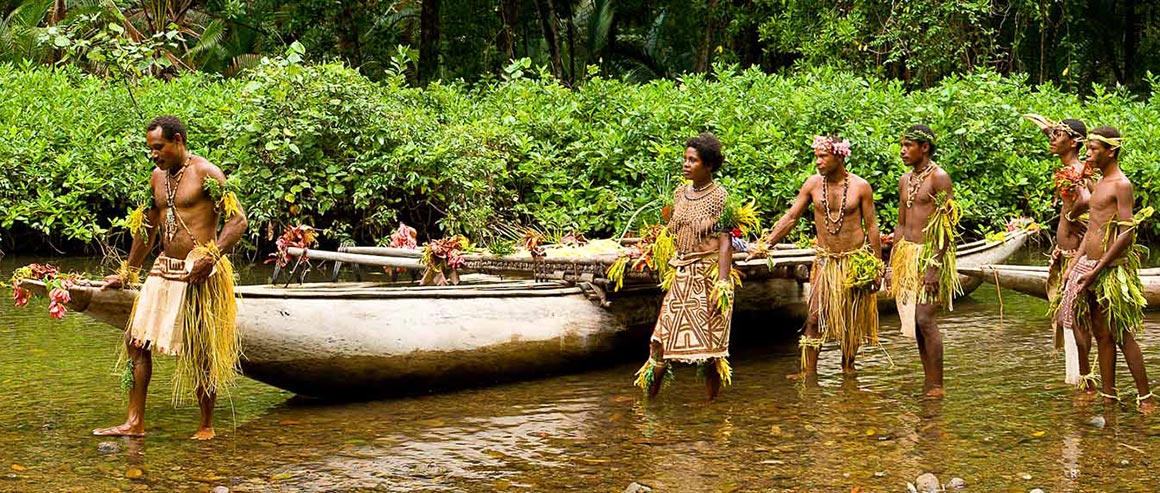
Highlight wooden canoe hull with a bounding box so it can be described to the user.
[19,279,658,398]
[962,264,1160,309]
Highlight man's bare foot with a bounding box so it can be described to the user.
[190,428,215,440]
[93,424,144,437]
[1139,398,1156,415]
[923,387,945,398]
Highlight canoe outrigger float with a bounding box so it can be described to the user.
[960,263,1160,309]
[17,229,1029,398]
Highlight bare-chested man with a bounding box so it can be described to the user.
[891,124,958,398]
[1026,115,1094,388]
[756,135,882,376]
[1057,126,1153,412]
[94,116,248,439]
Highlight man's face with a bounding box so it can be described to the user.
[814,148,843,176]
[1085,139,1113,171]
[146,127,184,171]
[1049,128,1078,156]
[899,138,927,167]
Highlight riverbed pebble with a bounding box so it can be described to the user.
[915,473,939,493]
[623,482,652,493]
[947,477,966,489]
[97,441,121,455]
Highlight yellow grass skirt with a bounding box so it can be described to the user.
[123,250,240,404]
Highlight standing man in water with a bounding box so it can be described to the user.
[1056,126,1153,413]
[890,125,960,398]
[1025,115,1094,389]
[754,135,882,377]
[94,116,248,439]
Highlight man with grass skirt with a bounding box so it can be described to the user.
[1025,114,1094,389]
[890,125,959,398]
[1055,126,1154,413]
[753,135,883,377]
[94,116,249,439]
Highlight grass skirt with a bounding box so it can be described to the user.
[123,251,240,404]
[809,248,879,357]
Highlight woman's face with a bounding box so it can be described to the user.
[682,147,712,182]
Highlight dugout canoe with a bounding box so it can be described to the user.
[17,277,660,399]
[14,230,1028,398]
[960,263,1160,309]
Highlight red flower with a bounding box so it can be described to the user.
[49,287,70,305]
[48,302,67,319]
[731,228,743,238]
[13,286,30,308]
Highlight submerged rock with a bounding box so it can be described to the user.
[212,487,229,493]
[947,477,967,489]
[1029,489,1045,493]
[1088,416,1106,428]
[97,441,121,455]
[915,473,939,493]
[623,482,653,493]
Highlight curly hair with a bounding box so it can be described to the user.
[146,115,188,144]
[685,132,724,172]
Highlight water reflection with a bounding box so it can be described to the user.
[2,254,1159,492]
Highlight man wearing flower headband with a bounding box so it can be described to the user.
[754,135,882,377]
[94,116,250,439]
[890,124,959,398]
[1055,125,1153,412]
[1025,114,1094,390]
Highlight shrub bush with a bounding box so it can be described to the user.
[1,60,1156,254]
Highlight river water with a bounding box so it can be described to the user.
[1,254,1158,492]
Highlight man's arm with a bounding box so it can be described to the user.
[763,177,815,247]
[103,186,160,290]
[922,171,954,293]
[185,165,248,284]
[895,175,908,235]
[861,181,882,259]
[206,166,248,252]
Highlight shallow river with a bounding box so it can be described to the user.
[1,254,1158,492]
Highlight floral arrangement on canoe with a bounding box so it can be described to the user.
[420,235,470,286]
[10,263,81,319]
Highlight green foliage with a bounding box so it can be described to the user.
[2,59,1159,254]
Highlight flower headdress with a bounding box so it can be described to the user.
[811,135,851,158]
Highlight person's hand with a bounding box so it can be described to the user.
[744,240,769,261]
[1076,270,1095,293]
[922,268,939,295]
[183,255,216,284]
[101,274,123,290]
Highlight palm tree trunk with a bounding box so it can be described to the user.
[497,0,520,62]
[419,0,441,83]
[534,0,564,80]
[695,0,719,72]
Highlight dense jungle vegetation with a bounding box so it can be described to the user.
[2,0,1158,254]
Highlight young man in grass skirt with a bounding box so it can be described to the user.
[1025,115,1094,388]
[752,135,883,377]
[1054,126,1154,412]
[634,133,752,401]
[890,124,960,398]
[94,116,249,439]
